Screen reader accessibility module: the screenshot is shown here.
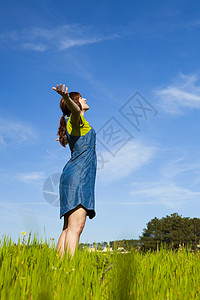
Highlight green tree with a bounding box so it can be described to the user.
[139,217,162,250]
[140,213,199,251]
[190,218,200,246]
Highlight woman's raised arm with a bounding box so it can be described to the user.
[52,84,81,115]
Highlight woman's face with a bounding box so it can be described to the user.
[79,96,89,111]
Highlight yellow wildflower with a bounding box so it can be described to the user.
[21,261,24,265]
[21,231,26,235]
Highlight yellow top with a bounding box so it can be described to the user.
[66,114,92,136]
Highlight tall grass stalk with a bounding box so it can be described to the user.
[0,234,200,299]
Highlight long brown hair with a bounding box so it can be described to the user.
[57,92,82,147]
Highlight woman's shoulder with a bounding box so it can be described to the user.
[67,114,89,127]
[66,114,91,136]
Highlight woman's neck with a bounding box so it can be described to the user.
[80,110,85,117]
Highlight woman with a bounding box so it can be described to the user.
[52,84,97,257]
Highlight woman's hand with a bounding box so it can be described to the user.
[52,84,68,97]
[56,137,68,145]
[52,83,81,115]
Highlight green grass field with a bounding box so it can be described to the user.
[1,233,200,299]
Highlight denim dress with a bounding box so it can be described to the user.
[59,114,97,219]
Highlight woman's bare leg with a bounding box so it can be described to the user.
[57,230,66,257]
[57,205,87,257]
[64,206,87,256]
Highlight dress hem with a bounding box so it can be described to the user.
[60,203,96,220]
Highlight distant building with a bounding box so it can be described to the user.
[102,247,113,252]
[87,247,96,252]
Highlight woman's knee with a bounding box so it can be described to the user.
[68,219,85,235]
[68,207,87,235]
[76,220,85,234]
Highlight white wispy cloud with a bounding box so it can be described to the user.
[16,171,46,183]
[98,159,200,207]
[98,148,200,207]
[96,140,156,184]
[0,24,119,52]
[155,73,200,114]
[159,155,200,182]
[0,117,37,148]
[126,149,200,208]
[128,182,200,208]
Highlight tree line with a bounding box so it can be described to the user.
[111,213,200,251]
[139,213,200,251]
[80,213,200,251]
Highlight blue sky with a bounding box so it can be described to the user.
[1,0,200,245]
